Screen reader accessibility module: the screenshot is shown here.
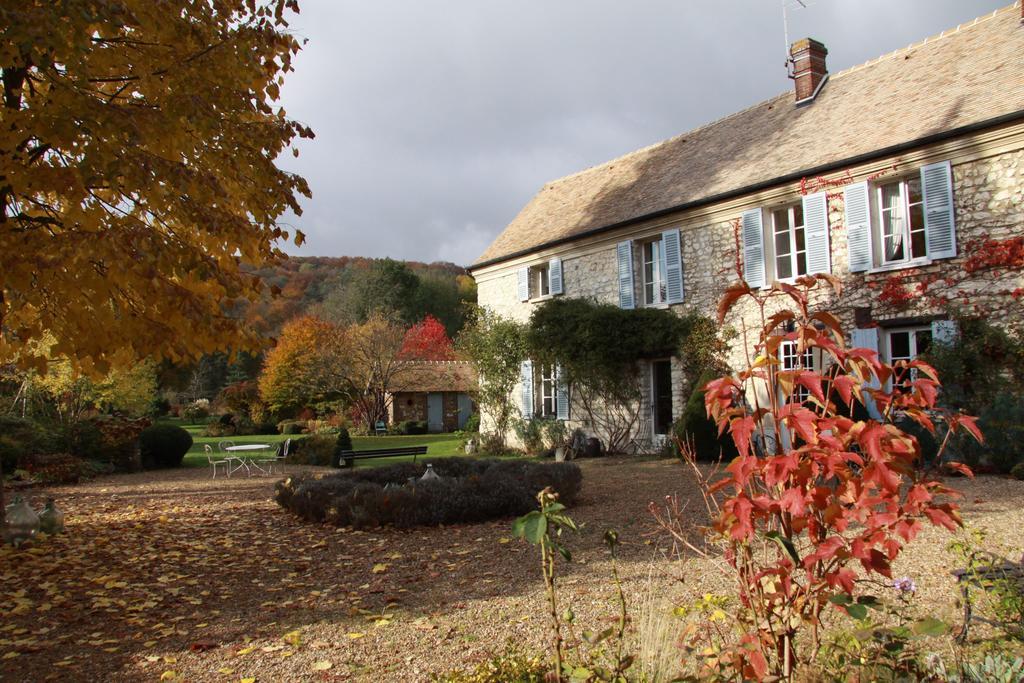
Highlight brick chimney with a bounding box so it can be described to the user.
[790,38,828,104]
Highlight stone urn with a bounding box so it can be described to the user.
[3,496,40,547]
[38,499,65,535]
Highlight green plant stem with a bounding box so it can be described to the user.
[541,539,563,680]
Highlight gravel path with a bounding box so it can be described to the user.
[1,459,1021,682]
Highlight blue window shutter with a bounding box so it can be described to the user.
[844,181,872,272]
[802,192,831,275]
[851,327,882,419]
[549,258,563,295]
[616,241,635,309]
[741,209,765,289]
[662,229,684,304]
[520,360,533,418]
[517,267,529,302]
[931,319,957,346]
[921,160,957,260]
[555,364,569,420]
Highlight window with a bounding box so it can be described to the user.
[771,204,807,281]
[533,264,550,298]
[877,177,926,265]
[538,364,557,418]
[643,239,667,305]
[780,340,815,402]
[885,327,931,390]
[845,160,956,273]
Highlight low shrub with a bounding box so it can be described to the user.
[18,452,112,484]
[275,458,583,529]
[287,434,334,466]
[1012,463,1024,481]
[432,650,547,682]
[397,420,428,435]
[0,416,65,472]
[138,424,193,469]
[203,421,236,437]
[277,419,307,435]
[948,392,1024,473]
[463,413,480,433]
[181,399,210,422]
[515,418,546,454]
[66,420,106,461]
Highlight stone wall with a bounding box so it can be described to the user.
[475,139,1024,450]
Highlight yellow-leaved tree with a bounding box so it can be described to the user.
[0,0,312,522]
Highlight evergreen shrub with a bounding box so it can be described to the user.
[275,458,583,529]
[138,424,192,469]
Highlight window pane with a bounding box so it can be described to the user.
[773,209,790,232]
[915,330,932,356]
[907,177,922,205]
[794,226,807,276]
[792,204,804,229]
[910,226,926,260]
[889,331,911,361]
[774,230,791,257]
[880,183,904,262]
[538,267,549,296]
[776,252,792,280]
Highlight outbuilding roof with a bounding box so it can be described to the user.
[473,4,1024,269]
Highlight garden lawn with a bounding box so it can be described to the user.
[3,459,1023,681]
[180,429,466,468]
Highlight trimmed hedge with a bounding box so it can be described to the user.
[287,434,334,466]
[275,458,583,529]
[138,424,192,469]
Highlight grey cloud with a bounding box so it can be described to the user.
[276,0,1008,266]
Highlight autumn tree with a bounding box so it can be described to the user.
[0,0,311,521]
[258,316,349,417]
[400,315,455,361]
[344,313,413,430]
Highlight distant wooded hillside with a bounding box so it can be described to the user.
[237,256,477,338]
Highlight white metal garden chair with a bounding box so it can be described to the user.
[256,438,291,475]
[216,441,248,476]
[205,445,231,479]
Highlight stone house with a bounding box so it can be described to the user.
[469,4,1024,450]
[388,361,477,432]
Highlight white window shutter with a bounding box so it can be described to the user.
[548,258,563,296]
[921,160,957,260]
[616,241,635,309]
[555,364,570,421]
[520,360,534,418]
[741,209,765,289]
[851,327,882,419]
[662,229,684,304]
[931,319,957,346]
[844,181,872,273]
[802,192,831,275]
[517,267,529,302]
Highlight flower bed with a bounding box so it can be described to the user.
[274,458,583,529]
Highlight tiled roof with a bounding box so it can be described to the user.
[473,4,1024,268]
[391,361,478,394]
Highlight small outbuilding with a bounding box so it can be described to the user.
[388,361,477,432]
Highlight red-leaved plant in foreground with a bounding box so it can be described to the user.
[672,274,982,679]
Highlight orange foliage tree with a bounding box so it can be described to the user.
[258,316,349,416]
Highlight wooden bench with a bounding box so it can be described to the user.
[951,551,1024,641]
[337,446,428,468]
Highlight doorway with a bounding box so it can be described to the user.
[427,393,444,432]
[651,360,673,436]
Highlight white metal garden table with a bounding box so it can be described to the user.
[224,444,273,476]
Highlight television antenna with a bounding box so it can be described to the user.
[782,0,815,71]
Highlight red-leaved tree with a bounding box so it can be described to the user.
[656,274,981,679]
[399,315,455,361]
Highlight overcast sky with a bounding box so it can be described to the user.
[276,0,1009,267]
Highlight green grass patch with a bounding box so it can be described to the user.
[180,427,467,470]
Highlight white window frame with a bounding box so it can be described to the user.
[884,325,932,389]
[770,203,807,282]
[537,364,557,418]
[528,264,551,300]
[779,340,815,403]
[642,238,667,306]
[875,177,927,268]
